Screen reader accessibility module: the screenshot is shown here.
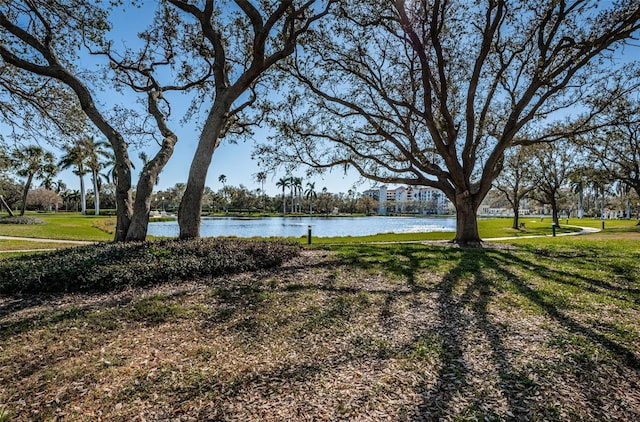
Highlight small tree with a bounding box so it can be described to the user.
[356,196,378,215]
[494,146,537,229]
[26,187,62,211]
[11,145,57,216]
[530,141,577,226]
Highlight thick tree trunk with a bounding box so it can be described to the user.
[126,186,153,241]
[126,134,178,241]
[179,103,228,239]
[19,174,33,216]
[511,198,520,230]
[453,195,482,246]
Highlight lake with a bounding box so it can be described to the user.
[147,216,457,238]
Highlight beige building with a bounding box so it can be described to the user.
[363,185,452,214]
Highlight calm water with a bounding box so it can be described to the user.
[147,216,456,238]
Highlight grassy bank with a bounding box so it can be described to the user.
[300,217,635,244]
[0,213,113,241]
[1,230,639,420]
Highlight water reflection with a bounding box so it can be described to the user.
[147,216,456,238]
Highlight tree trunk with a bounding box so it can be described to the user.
[93,169,100,215]
[126,187,153,241]
[79,174,87,215]
[179,103,228,239]
[551,201,560,226]
[577,189,584,219]
[511,198,520,230]
[0,195,14,217]
[290,188,294,213]
[453,195,482,246]
[626,198,631,219]
[126,134,178,241]
[19,174,33,216]
[282,190,286,214]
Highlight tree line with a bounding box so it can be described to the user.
[0,142,375,216]
[2,1,640,245]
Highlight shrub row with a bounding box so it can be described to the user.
[0,238,300,294]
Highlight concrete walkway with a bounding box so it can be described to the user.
[0,235,95,253]
[483,225,600,241]
[0,235,94,244]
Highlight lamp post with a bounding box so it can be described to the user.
[162,196,165,212]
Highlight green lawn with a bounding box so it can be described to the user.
[301,217,637,244]
[0,212,113,241]
[1,213,638,248]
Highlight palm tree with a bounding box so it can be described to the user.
[59,143,89,215]
[276,176,290,214]
[101,147,118,186]
[218,174,228,211]
[321,186,329,215]
[11,145,57,216]
[255,171,267,210]
[84,137,111,215]
[305,181,317,214]
[292,176,303,213]
[61,189,81,212]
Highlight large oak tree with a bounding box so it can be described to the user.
[259,0,640,245]
[164,0,336,239]
[0,0,203,240]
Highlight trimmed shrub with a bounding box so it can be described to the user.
[0,216,45,225]
[0,238,300,294]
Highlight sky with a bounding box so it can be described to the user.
[3,2,640,198]
[2,2,368,197]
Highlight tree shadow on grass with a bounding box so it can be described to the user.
[413,247,537,420]
[361,244,640,420]
[489,249,640,369]
[4,243,640,420]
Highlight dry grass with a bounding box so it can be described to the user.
[1,243,639,421]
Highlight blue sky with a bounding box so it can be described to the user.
[55,3,365,197]
[4,2,640,197]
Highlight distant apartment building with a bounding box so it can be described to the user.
[362,185,452,214]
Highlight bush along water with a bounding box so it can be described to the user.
[0,238,300,294]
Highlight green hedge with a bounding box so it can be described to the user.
[0,238,300,294]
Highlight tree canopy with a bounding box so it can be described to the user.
[258,0,640,244]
